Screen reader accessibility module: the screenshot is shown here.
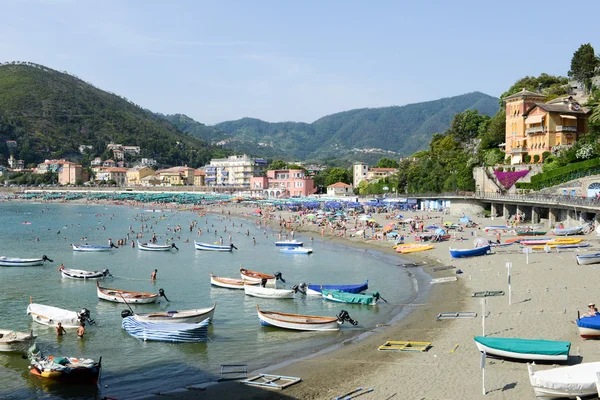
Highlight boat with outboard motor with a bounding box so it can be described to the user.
[27,303,95,329]
[303,281,369,296]
[0,255,53,267]
[59,266,111,280]
[210,272,258,289]
[96,281,169,304]
[274,240,303,247]
[28,345,101,384]
[121,316,209,342]
[244,282,298,299]
[240,268,284,286]
[256,305,358,331]
[0,329,37,353]
[71,244,117,252]
[137,241,179,251]
[280,247,313,254]
[121,302,216,323]
[321,289,383,306]
[194,241,236,252]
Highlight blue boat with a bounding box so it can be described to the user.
[305,280,368,296]
[275,240,303,247]
[121,317,209,343]
[449,245,491,259]
[280,247,312,254]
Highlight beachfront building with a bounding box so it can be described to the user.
[35,159,85,185]
[194,169,206,186]
[327,182,354,196]
[353,163,398,187]
[156,166,195,186]
[504,90,591,164]
[126,166,155,186]
[140,174,164,187]
[353,163,369,187]
[96,167,127,185]
[206,154,267,187]
[250,169,316,198]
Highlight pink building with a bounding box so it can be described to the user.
[250,169,316,198]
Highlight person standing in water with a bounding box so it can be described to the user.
[151,269,157,280]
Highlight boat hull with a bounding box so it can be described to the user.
[280,247,312,254]
[275,241,303,247]
[240,268,276,285]
[576,253,600,265]
[61,268,110,280]
[0,257,44,267]
[137,241,173,251]
[256,306,339,331]
[474,339,569,361]
[122,317,209,342]
[133,303,216,323]
[72,245,112,252]
[27,304,83,329]
[244,285,295,299]
[306,281,369,296]
[321,289,377,306]
[449,245,491,259]
[210,274,246,289]
[96,283,159,304]
[0,330,37,353]
[194,241,232,252]
[528,362,600,400]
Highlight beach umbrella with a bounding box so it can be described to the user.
[368,218,376,223]
[254,209,262,213]
[306,214,316,220]
[358,215,369,221]
[434,228,446,235]
[387,232,398,237]
[383,225,394,233]
[473,238,489,248]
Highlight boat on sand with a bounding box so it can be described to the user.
[474,336,570,361]
[527,362,600,399]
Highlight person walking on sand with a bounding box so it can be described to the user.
[151,269,157,281]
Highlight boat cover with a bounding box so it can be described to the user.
[307,281,368,294]
[529,362,600,395]
[577,316,600,330]
[122,317,209,342]
[322,289,375,305]
[474,336,570,356]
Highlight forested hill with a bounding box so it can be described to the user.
[0,62,228,167]
[201,92,500,162]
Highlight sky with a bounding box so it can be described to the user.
[1,0,598,124]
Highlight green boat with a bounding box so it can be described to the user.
[321,289,380,306]
[474,336,570,361]
[516,230,547,236]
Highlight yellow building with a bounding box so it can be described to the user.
[194,169,206,186]
[504,90,590,164]
[126,166,155,186]
[157,166,195,186]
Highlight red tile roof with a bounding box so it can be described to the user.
[328,182,352,188]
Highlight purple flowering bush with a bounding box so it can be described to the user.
[494,169,530,189]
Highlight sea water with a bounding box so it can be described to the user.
[0,202,425,399]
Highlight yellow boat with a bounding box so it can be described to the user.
[396,244,434,254]
[549,238,583,244]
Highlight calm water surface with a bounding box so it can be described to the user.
[0,202,425,399]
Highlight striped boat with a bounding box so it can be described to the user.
[194,241,233,252]
[71,245,114,252]
[121,317,209,342]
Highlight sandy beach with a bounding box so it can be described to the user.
[7,193,600,400]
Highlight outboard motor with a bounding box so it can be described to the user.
[230,243,238,250]
[42,255,54,263]
[78,308,96,325]
[337,310,358,326]
[273,271,285,283]
[110,243,119,249]
[296,283,307,295]
[292,285,299,293]
[171,243,179,250]
[373,292,388,303]
[158,288,170,302]
[103,269,113,277]
[121,310,133,318]
[261,278,268,288]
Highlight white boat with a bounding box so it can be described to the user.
[60,267,111,280]
[576,253,600,266]
[528,362,600,399]
[210,273,258,289]
[244,284,296,299]
[71,244,114,252]
[256,305,341,331]
[280,247,313,254]
[0,255,52,267]
[0,329,37,353]
[27,303,94,329]
[122,302,216,323]
[240,268,283,286]
[122,317,209,343]
[474,336,570,361]
[137,241,178,251]
[274,240,303,247]
[194,241,234,252]
[96,281,168,304]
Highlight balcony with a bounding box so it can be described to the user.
[556,125,577,133]
[526,126,544,134]
[509,146,528,155]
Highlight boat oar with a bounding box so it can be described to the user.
[120,293,135,316]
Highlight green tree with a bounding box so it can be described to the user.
[479,109,506,150]
[500,74,569,104]
[447,110,490,143]
[568,43,599,94]
[267,160,287,170]
[376,158,399,168]
[324,167,352,186]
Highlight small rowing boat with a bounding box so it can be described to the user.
[244,284,297,299]
[395,244,434,254]
[122,302,216,323]
[516,230,548,236]
[240,268,284,285]
[474,336,570,361]
[279,247,313,254]
[27,303,95,329]
[0,255,52,267]
[528,362,600,399]
[194,241,235,252]
[210,272,258,289]
[28,345,101,384]
[96,281,168,304]
[137,241,178,251]
[0,329,37,353]
[576,252,600,266]
[122,317,209,342]
[304,281,368,296]
[60,267,111,280]
[552,225,584,236]
[321,289,381,306]
[449,245,491,259]
[274,240,303,247]
[576,314,600,338]
[256,305,357,331]
[71,244,115,252]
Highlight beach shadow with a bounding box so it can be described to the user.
[516,298,531,304]
[488,381,517,393]
[487,327,514,336]
[565,355,584,366]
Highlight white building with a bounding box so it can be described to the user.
[327,182,354,196]
[206,154,267,186]
[353,162,369,187]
